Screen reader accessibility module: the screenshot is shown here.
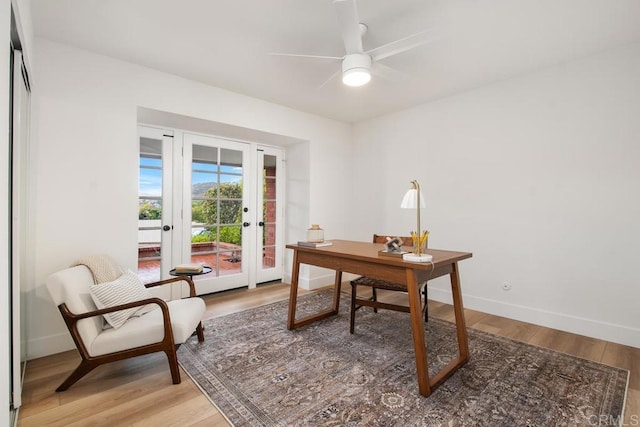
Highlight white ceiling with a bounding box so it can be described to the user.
[30,0,640,123]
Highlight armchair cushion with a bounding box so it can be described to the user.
[89,270,152,328]
[90,297,205,356]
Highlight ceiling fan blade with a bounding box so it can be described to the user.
[318,69,341,89]
[269,53,342,61]
[371,62,408,82]
[367,29,438,62]
[333,0,363,54]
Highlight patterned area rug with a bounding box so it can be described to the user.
[178,290,628,426]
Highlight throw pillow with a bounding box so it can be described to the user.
[89,270,152,329]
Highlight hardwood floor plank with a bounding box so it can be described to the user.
[133,393,217,427]
[64,373,204,427]
[17,392,60,420]
[187,412,231,427]
[21,369,170,426]
[470,314,536,342]
[18,282,638,426]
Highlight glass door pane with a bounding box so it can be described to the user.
[185,134,249,294]
[257,147,284,283]
[137,127,172,288]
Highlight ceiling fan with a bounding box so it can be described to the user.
[271,0,436,88]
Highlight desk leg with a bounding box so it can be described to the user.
[424,262,469,394]
[408,262,470,397]
[287,250,301,330]
[287,251,342,330]
[332,271,342,312]
[406,268,432,397]
[451,262,469,361]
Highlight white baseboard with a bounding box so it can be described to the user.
[28,332,75,360]
[304,272,335,290]
[428,287,640,349]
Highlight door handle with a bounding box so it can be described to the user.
[243,222,250,227]
[162,225,171,231]
[258,221,265,227]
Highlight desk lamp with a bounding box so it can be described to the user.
[400,180,432,262]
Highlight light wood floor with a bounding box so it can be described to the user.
[18,283,639,426]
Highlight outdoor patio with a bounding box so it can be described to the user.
[137,244,243,284]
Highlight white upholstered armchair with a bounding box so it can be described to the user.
[46,264,205,391]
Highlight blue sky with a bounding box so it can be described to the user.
[139,157,242,198]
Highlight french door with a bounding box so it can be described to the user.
[256,146,285,283]
[182,133,251,294]
[137,127,174,299]
[137,127,284,295]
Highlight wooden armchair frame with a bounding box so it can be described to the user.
[55,276,204,392]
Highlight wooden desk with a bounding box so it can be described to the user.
[286,239,472,397]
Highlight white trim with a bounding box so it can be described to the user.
[428,287,640,348]
[304,273,336,290]
[25,332,74,360]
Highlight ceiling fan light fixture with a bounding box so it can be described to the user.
[342,68,371,87]
[342,53,372,87]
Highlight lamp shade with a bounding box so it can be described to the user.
[400,188,426,209]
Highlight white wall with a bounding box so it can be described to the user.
[353,42,640,348]
[29,39,352,358]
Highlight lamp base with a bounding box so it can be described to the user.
[402,253,433,262]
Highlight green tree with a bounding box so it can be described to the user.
[138,201,162,220]
[191,200,205,224]
[202,182,242,225]
[219,226,241,245]
[197,182,243,245]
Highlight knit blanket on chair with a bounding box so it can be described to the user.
[73,254,123,284]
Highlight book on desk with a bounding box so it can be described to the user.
[297,241,333,248]
[378,249,410,258]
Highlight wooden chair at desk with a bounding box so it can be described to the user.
[349,234,429,334]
